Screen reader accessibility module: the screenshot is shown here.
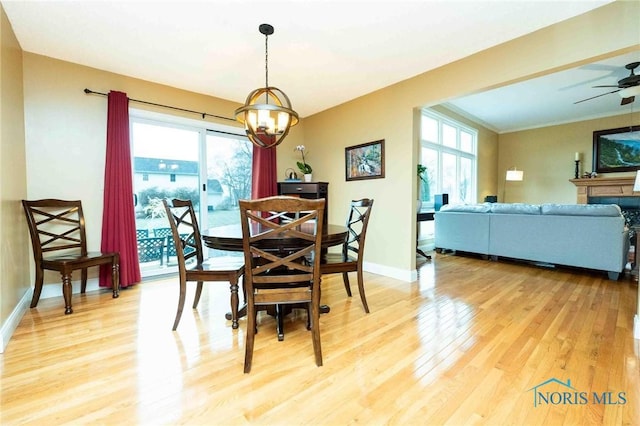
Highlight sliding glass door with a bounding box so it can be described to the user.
[131,117,252,278]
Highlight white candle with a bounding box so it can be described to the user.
[575,152,580,161]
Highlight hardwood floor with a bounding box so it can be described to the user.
[1,253,638,425]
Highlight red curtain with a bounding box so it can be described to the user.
[251,145,277,199]
[99,91,141,288]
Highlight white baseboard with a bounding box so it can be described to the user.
[39,278,100,300]
[363,261,416,282]
[635,315,640,340]
[0,289,32,353]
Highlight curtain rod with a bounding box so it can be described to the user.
[83,88,236,122]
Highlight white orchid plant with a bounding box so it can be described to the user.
[295,145,312,174]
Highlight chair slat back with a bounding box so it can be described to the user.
[22,199,89,260]
[343,198,374,260]
[163,199,204,275]
[239,196,325,297]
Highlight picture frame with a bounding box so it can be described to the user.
[593,125,640,173]
[345,139,385,181]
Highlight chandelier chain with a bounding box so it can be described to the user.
[264,32,269,89]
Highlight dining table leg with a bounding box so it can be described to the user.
[225,303,329,338]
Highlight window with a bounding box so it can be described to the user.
[420,109,477,208]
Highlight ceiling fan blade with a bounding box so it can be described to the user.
[574,88,621,104]
[592,85,621,88]
[621,96,635,106]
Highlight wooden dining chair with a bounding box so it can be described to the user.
[320,198,374,313]
[162,199,245,330]
[239,196,325,373]
[22,199,120,314]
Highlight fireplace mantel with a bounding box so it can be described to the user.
[570,176,637,204]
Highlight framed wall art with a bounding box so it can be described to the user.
[593,125,640,173]
[345,139,385,181]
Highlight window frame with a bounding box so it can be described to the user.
[419,109,478,208]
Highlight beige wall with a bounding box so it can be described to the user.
[0,5,29,351]
[499,112,640,204]
[303,1,640,276]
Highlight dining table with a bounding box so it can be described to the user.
[201,223,349,340]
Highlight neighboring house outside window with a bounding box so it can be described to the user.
[133,157,199,194]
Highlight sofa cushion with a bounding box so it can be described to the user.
[541,203,621,217]
[490,203,541,215]
[439,203,491,213]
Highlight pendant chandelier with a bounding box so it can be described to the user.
[235,23,299,149]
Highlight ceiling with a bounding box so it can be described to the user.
[4,0,634,133]
[446,50,640,133]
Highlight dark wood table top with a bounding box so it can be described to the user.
[202,223,348,252]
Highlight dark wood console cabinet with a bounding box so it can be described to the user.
[277,182,329,228]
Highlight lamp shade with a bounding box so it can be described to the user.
[506,169,524,181]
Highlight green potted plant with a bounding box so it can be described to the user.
[417,164,427,185]
[417,164,428,211]
[295,145,313,181]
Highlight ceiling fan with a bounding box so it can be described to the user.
[574,61,640,105]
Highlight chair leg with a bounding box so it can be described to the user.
[244,302,256,374]
[241,279,247,304]
[307,281,318,330]
[61,273,73,315]
[81,268,88,293]
[310,300,323,367]
[356,269,370,313]
[111,260,120,298]
[229,277,240,329]
[342,272,352,297]
[192,281,204,309]
[30,268,45,308]
[172,279,187,331]
[276,304,285,341]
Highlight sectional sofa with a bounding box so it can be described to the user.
[434,202,629,280]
